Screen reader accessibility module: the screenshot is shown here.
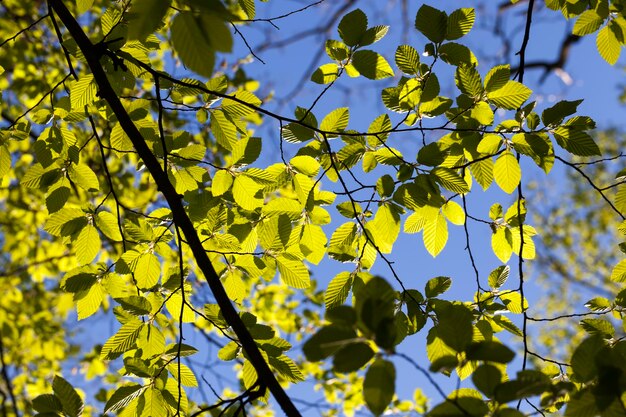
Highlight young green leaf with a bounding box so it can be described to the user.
[487,81,532,109]
[423,212,448,257]
[311,63,340,84]
[573,10,604,36]
[395,45,420,74]
[597,23,621,65]
[75,224,100,265]
[494,151,521,194]
[446,8,475,40]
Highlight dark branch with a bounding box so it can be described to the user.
[46,1,301,416]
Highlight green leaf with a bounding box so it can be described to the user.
[466,341,515,363]
[290,155,321,177]
[231,136,262,166]
[472,365,502,398]
[171,12,218,77]
[127,0,171,40]
[553,127,601,156]
[455,65,483,98]
[492,227,513,263]
[494,151,521,194]
[365,204,400,253]
[134,253,161,289]
[500,291,528,313]
[570,335,604,382]
[269,354,305,382]
[337,9,368,46]
[45,208,87,237]
[415,5,447,43]
[76,281,104,320]
[597,23,621,65]
[364,359,395,416]
[238,0,255,19]
[300,223,327,264]
[303,325,357,361]
[320,107,349,134]
[541,99,583,126]
[68,164,99,192]
[325,272,353,310]
[211,110,237,150]
[438,42,477,66]
[101,320,143,359]
[211,170,233,196]
[488,265,509,289]
[436,304,473,352]
[0,145,11,178]
[76,0,93,14]
[141,387,167,417]
[75,225,100,265]
[96,211,123,241]
[484,65,511,92]
[425,276,452,298]
[167,363,198,387]
[360,25,389,47]
[232,175,263,211]
[218,341,239,361]
[431,167,470,194]
[395,45,420,74]
[325,40,349,61]
[399,78,422,110]
[104,385,145,414]
[115,296,152,316]
[311,63,340,84]
[446,8,475,40]
[611,258,626,282]
[423,212,448,257]
[276,254,310,289]
[70,74,98,110]
[487,81,532,109]
[351,50,394,80]
[32,394,63,414]
[332,342,374,373]
[442,201,465,225]
[573,9,604,35]
[52,375,83,417]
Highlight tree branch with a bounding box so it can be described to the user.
[46,1,301,416]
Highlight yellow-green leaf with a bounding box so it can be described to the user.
[167,363,198,387]
[494,151,521,194]
[423,212,448,257]
[135,253,160,289]
[597,24,621,65]
[69,164,100,192]
[351,50,394,80]
[276,254,310,289]
[70,74,98,110]
[76,224,100,265]
[76,282,104,320]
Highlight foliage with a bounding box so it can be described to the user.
[1,1,626,417]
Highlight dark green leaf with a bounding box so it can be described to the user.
[364,359,395,416]
[332,342,375,373]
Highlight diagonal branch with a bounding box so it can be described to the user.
[46,1,301,416]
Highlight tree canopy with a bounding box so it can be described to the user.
[1,1,626,416]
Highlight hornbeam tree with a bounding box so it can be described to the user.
[1,1,626,416]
